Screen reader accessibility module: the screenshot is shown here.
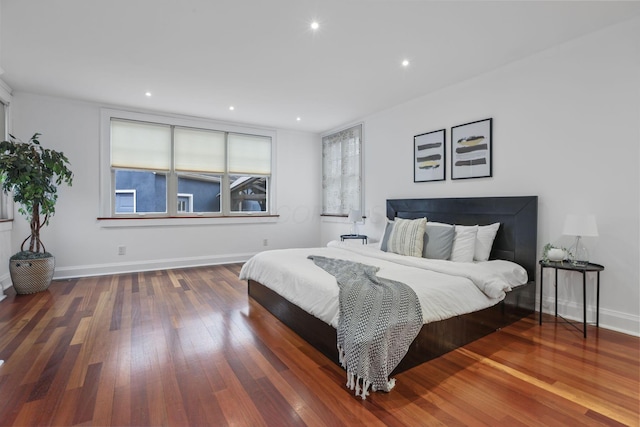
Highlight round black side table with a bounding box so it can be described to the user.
[539,260,604,338]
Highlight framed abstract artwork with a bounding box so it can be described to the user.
[414,129,445,182]
[451,118,492,180]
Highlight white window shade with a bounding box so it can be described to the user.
[174,127,226,173]
[228,133,271,174]
[111,119,171,170]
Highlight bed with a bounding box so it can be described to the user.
[241,196,538,377]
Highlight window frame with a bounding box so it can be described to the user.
[321,123,364,217]
[100,108,276,220]
[0,101,7,220]
[0,81,13,222]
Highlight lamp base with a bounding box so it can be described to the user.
[568,236,589,266]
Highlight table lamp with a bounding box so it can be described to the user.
[348,209,362,235]
[563,214,598,266]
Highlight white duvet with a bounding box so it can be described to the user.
[239,241,528,328]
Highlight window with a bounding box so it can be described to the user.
[177,194,193,213]
[115,189,136,213]
[102,111,273,218]
[322,124,362,216]
[228,133,271,212]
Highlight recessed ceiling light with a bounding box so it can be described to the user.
[296,117,301,121]
[402,59,410,67]
[310,21,319,30]
[229,106,235,111]
[145,92,152,97]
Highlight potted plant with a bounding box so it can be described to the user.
[542,243,567,263]
[0,133,73,294]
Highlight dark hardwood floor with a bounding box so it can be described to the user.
[0,264,638,426]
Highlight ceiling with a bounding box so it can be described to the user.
[2,1,640,134]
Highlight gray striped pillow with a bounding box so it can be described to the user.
[386,217,427,257]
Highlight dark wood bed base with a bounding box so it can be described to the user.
[248,196,538,374]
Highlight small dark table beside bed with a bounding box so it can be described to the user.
[243,196,538,375]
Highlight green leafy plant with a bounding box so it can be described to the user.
[0,133,73,256]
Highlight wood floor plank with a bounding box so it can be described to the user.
[0,383,34,426]
[397,375,479,426]
[91,333,123,425]
[30,343,82,425]
[19,327,64,386]
[215,387,264,427]
[111,384,132,426]
[12,396,46,426]
[51,387,83,426]
[214,357,267,427]
[73,361,102,425]
[0,302,49,360]
[0,263,638,426]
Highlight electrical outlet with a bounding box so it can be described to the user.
[263,239,268,246]
[118,245,126,255]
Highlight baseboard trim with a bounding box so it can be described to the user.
[539,296,639,337]
[0,272,9,301]
[0,272,11,291]
[52,252,256,281]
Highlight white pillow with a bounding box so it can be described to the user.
[450,225,478,262]
[474,222,500,261]
[386,217,427,257]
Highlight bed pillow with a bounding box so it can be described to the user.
[423,222,455,259]
[450,225,478,262]
[386,217,427,257]
[378,219,394,251]
[473,222,500,261]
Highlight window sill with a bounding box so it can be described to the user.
[0,219,13,232]
[320,214,366,224]
[97,215,279,228]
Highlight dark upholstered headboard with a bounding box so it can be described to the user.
[386,196,538,280]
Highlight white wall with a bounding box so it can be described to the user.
[8,93,322,278]
[322,17,640,335]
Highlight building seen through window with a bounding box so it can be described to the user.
[114,171,267,214]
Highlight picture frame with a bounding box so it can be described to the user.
[414,129,446,182]
[451,118,492,180]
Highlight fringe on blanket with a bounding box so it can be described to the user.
[338,345,396,400]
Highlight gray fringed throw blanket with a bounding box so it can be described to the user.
[308,256,423,399]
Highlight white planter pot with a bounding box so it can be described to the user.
[547,248,566,262]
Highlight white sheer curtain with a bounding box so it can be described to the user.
[322,124,361,215]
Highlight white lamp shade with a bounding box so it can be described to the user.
[348,209,362,222]
[563,214,598,237]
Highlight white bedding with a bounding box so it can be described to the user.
[239,241,528,328]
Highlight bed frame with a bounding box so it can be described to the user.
[248,196,538,374]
